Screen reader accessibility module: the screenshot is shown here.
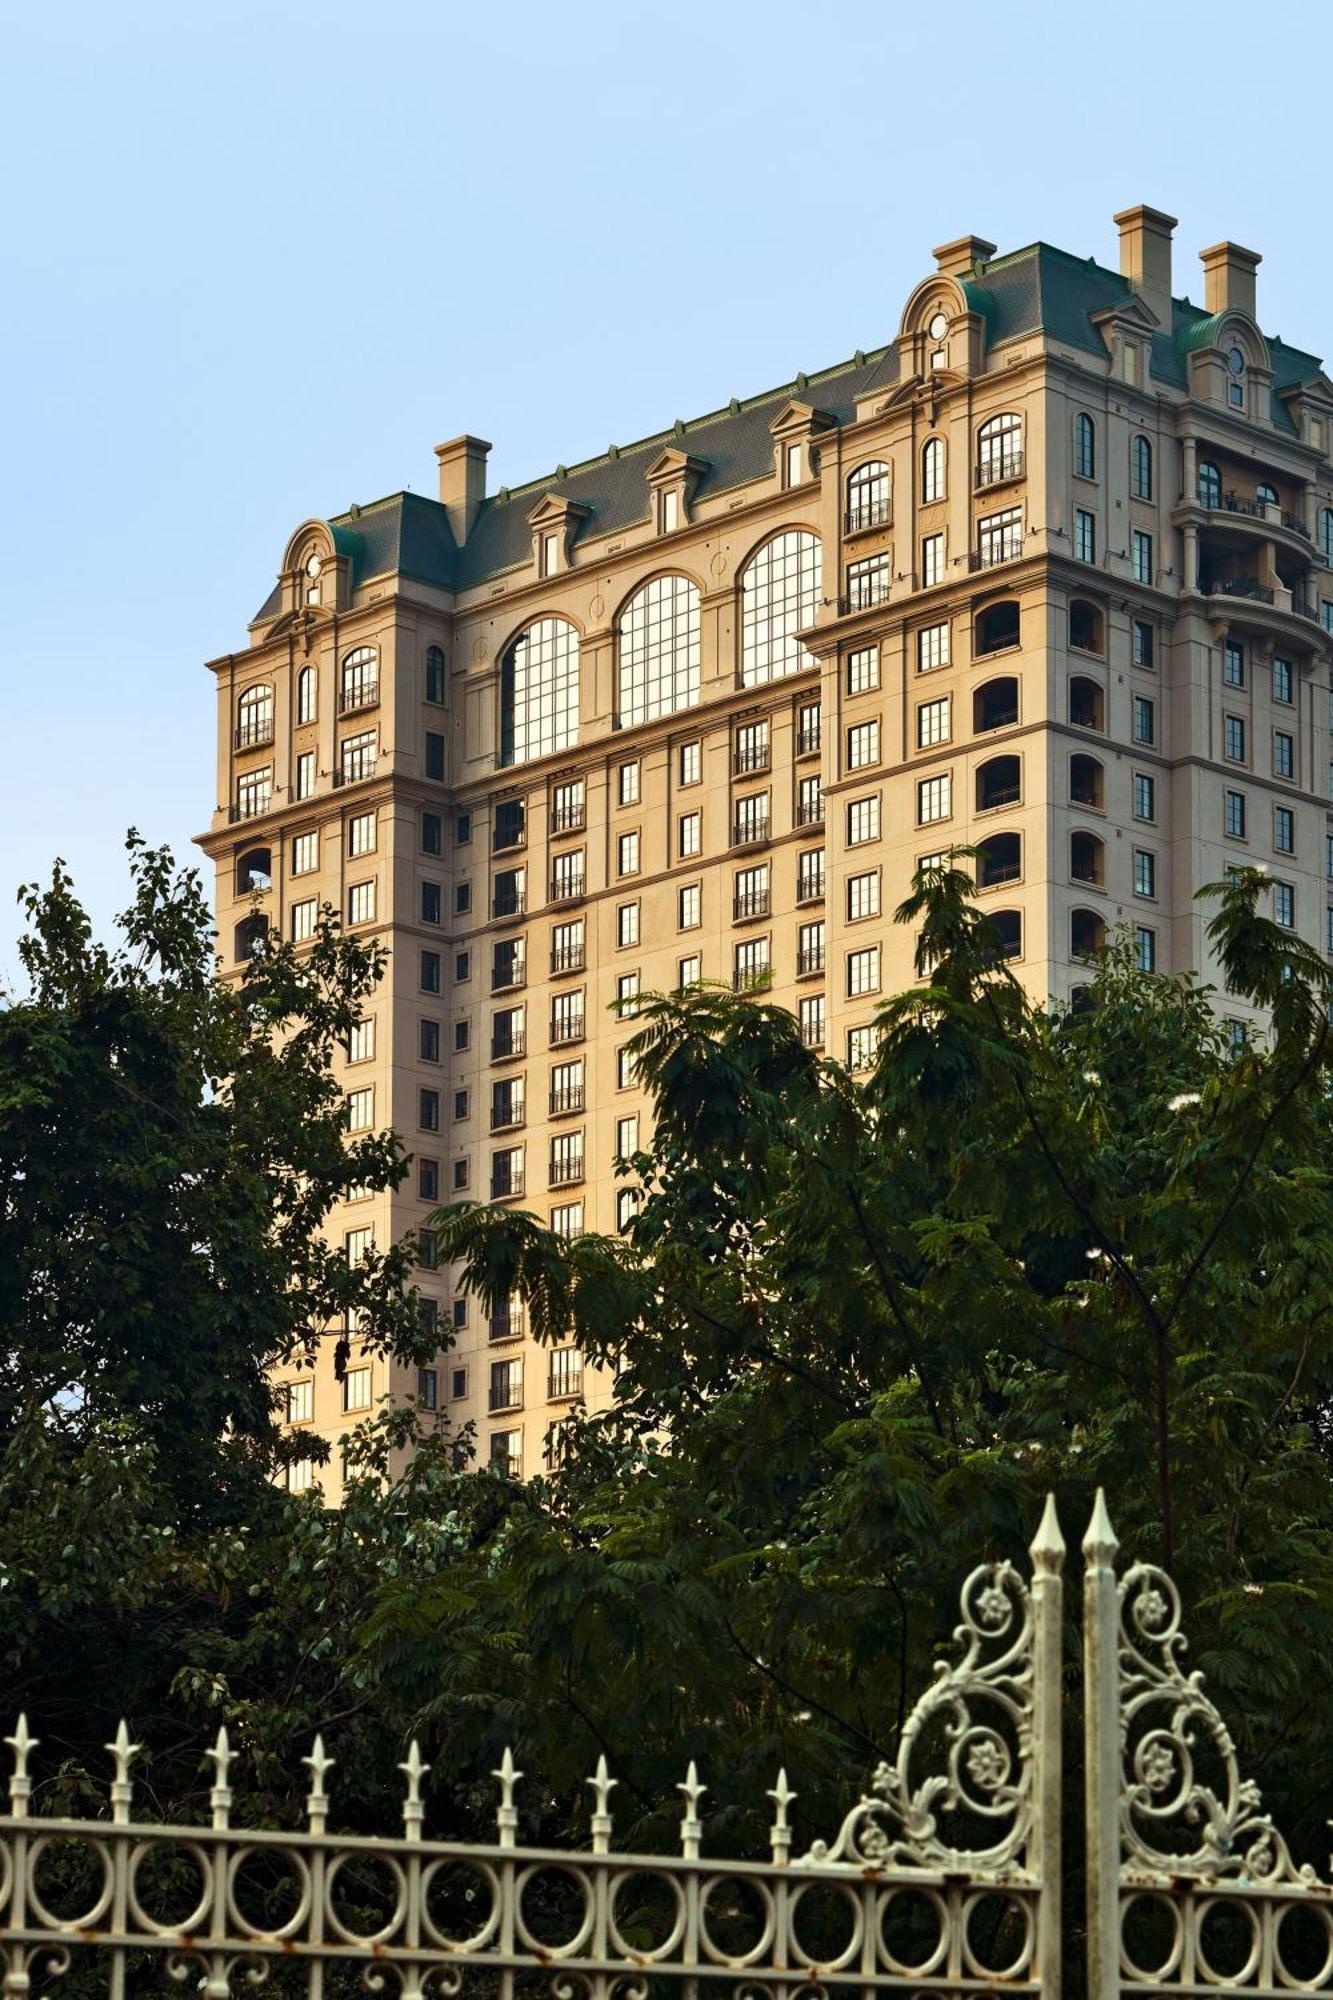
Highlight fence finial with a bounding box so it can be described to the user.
[206,1725,236,1831]
[678,1760,706,1859]
[768,1768,796,1865]
[400,1741,429,1842]
[494,1746,522,1848]
[587,1754,616,1855]
[106,1720,141,1825]
[1082,1487,1119,1567]
[5,1715,36,1818]
[1029,1492,1065,1571]
[302,1735,334,1835]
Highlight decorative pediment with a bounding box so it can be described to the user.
[1091,295,1161,334]
[276,518,349,618]
[768,399,837,440]
[527,491,592,575]
[526,491,592,530]
[645,447,708,487]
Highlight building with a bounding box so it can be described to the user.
[199,203,1333,1492]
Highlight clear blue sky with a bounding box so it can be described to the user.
[2,0,1325,982]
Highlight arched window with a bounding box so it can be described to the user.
[977,755,1021,812]
[234,914,269,962]
[739,531,821,687]
[1069,677,1105,731]
[296,665,317,727]
[340,647,378,714]
[1131,435,1153,501]
[1226,344,1246,409]
[1070,753,1105,810]
[1256,482,1279,513]
[1071,908,1107,960]
[1322,508,1333,564]
[1075,413,1096,480]
[977,831,1021,888]
[974,677,1019,732]
[236,848,272,895]
[922,436,945,504]
[989,910,1022,960]
[846,461,890,531]
[1069,600,1104,653]
[500,617,580,766]
[425,645,446,703]
[236,684,273,749]
[1070,831,1105,886]
[976,600,1020,655]
[616,575,700,727]
[1198,460,1222,508]
[977,413,1023,487]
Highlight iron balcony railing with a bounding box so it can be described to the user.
[550,804,586,834]
[550,946,586,975]
[230,796,271,822]
[796,723,822,756]
[845,496,892,532]
[980,859,1023,888]
[489,1307,524,1341]
[550,1014,586,1047]
[549,1086,585,1115]
[975,451,1024,489]
[490,1031,526,1060]
[732,815,771,848]
[490,1101,525,1132]
[492,890,527,919]
[795,797,824,828]
[550,871,586,903]
[839,573,891,615]
[979,784,1022,810]
[733,965,770,993]
[1208,578,1275,605]
[797,946,826,976]
[799,1015,826,1047]
[978,705,1019,730]
[334,760,377,787]
[733,891,771,921]
[549,1156,584,1188]
[1198,493,1311,538]
[548,1362,584,1399]
[797,871,826,905]
[1070,785,1104,810]
[491,960,526,992]
[493,823,526,853]
[233,723,274,750]
[489,1170,525,1201]
[733,745,771,775]
[337,682,380,714]
[488,1381,522,1412]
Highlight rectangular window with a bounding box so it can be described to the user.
[917,697,951,749]
[735,719,770,774]
[489,1357,523,1412]
[615,1114,639,1161]
[549,1130,585,1186]
[661,487,679,533]
[550,919,584,974]
[796,847,825,904]
[454,1019,471,1052]
[418,1088,440,1132]
[1133,773,1155,822]
[980,506,1024,568]
[295,751,315,801]
[490,1145,524,1197]
[425,733,445,781]
[345,812,375,860]
[418,1156,439,1201]
[290,898,317,942]
[1074,510,1096,564]
[550,991,585,1046]
[348,880,375,925]
[420,949,441,993]
[612,760,640,809]
[346,1087,374,1132]
[340,731,376,784]
[677,953,701,988]
[1326,833,1333,879]
[797,700,821,754]
[785,441,803,487]
[551,850,585,902]
[734,936,770,992]
[549,1059,584,1115]
[1274,731,1294,781]
[733,793,769,844]
[420,1018,441,1063]
[797,774,823,826]
[678,882,701,929]
[616,971,640,1020]
[455,951,471,984]
[236,768,272,820]
[1273,657,1294,704]
[1133,849,1156,899]
[847,945,880,998]
[348,1017,374,1063]
[847,793,881,845]
[847,720,881,769]
[292,831,318,875]
[799,993,826,1048]
[540,531,558,576]
[1275,805,1295,854]
[1135,926,1157,974]
[420,810,442,855]
[798,919,825,975]
[343,1367,372,1414]
[286,1378,313,1424]
[1132,695,1155,746]
[420,881,442,925]
[1224,641,1245,688]
[616,901,639,949]
[1275,881,1295,930]
[847,645,880,695]
[917,621,950,672]
[847,870,880,921]
[921,533,944,587]
[1224,715,1247,764]
[735,863,769,919]
[917,774,952,825]
[847,1025,878,1072]
[1225,790,1247,840]
[549,1346,584,1399]
[679,740,701,786]
[345,1226,372,1267]
[847,554,890,610]
[1132,530,1153,584]
[678,811,701,859]
[1133,620,1154,669]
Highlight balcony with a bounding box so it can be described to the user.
[550,945,586,976]
[489,1169,525,1201]
[548,1362,584,1400]
[838,574,891,616]
[732,815,771,849]
[489,1307,525,1342]
[549,1156,585,1188]
[845,496,892,533]
[797,946,825,977]
[733,744,771,776]
[733,965,770,994]
[492,890,527,920]
[490,1031,526,1061]
[490,1102,526,1132]
[550,871,586,904]
[796,723,822,757]
[796,871,826,906]
[795,797,824,829]
[970,541,1023,573]
[229,795,271,823]
[337,681,380,715]
[234,723,274,751]
[550,1014,586,1048]
[733,891,771,921]
[493,823,527,854]
[334,760,377,788]
[799,1015,826,1047]
[975,452,1024,490]
[550,804,586,835]
[488,1381,523,1413]
[549,1086,585,1116]
[491,960,526,993]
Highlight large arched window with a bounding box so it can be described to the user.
[1131,435,1152,501]
[296,665,317,726]
[236,684,273,749]
[1198,460,1222,508]
[922,436,945,504]
[846,460,890,531]
[500,617,580,767]
[739,531,821,687]
[340,647,378,714]
[1256,482,1279,512]
[616,575,700,727]
[1075,413,1096,480]
[977,413,1023,487]
[1322,508,1333,564]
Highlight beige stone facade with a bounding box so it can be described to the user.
[199,204,1333,1494]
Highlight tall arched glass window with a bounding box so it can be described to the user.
[1198,460,1222,508]
[1075,413,1096,479]
[1131,435,1152,501]
[236,683,273,748]
[739,531,821,687]
[1256,482,1279,511]
[296,665,317,726]
[846,460,890,531]
[500,617,580,766]
[1321,508,1333,563]
[922,436,945,504]
[977,413,1023,486]
[616,575,700,727]
[340,647,378,712]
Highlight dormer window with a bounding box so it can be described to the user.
[540,532,560,578]
[784,441,803,488]
[304,554,322,605]
[1227,346,1246,409]
[660,488,680,534]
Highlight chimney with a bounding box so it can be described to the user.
[434,434,491,544]
[1199,241,1261,321]
[1113,204,1176,327]
[932,234,996,280]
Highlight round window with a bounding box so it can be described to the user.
[1227,345,1245,377]
[928,311,949,341]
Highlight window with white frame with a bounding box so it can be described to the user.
[847,945,880,998]
[617,901,639,947]
[679,812,701,858]
[348,880,376,925]
[847,720,880,769]
[739,531,822,686]
[847,793,881,845]
[345,1226,373,1266]
[679,882,701,928]
[917,696,950,748]
[348,1017,374,1063]
[617,574,700,726]
[921,534,944,588]
[346,1087,374,1132]
[917,621,950,672]
[292,832,318,875]
[286,1379,313,1424]
[500,617,581,766]
[917,774,952,825]
[617,831,640,875]
[847,870,880,921]
[847,645,879,695]
[290,898,317,942]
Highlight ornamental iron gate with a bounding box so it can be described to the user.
[0,1494,1323,1997]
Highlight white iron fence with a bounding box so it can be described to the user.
[0,1495,1323,1997]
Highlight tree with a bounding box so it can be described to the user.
[361,862,1333,1865]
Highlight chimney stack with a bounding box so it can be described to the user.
[932,234,996,280]
[1199,242,1261,321]
[1113,204,1176,327]
[434,435,492,544]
